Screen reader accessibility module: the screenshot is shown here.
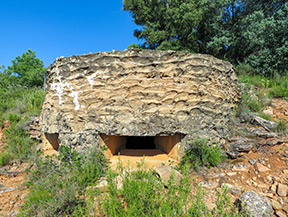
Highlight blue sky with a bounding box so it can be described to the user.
[0,0,139,67]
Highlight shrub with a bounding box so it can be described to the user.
[181,138,224,169]
[0,151,12,166]
[3,124,36,163]
[93,162,243,216]
[19,146,107,216]
[275,120,288,136]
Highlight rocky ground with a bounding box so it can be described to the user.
[0,98,288,216]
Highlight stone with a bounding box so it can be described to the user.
[228,138,254,153]
[271,184,278,193]
[249,159,257,165]
[248,127,278,138]
[233,164,250,172]
[229,187,242,195]
[154,166,182,186]
[199,181,218,189]
[0,187,18,194]
[270,199,282,210]
[40,49,239,160]
[277,183,288,197]
[255,163,270,172]
[238,191,273,217]
[93,179,108,192]
[226,172,237,176]
[283,204,288,213]
[275,210,287,217]
[252,116,277,131]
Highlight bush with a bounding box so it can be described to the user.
[3,123,36,163]
[19,146,107,216]
[0,151,12,166]
[93,162,243,216]
[275,120,288,136]
[181,138,224,169]
[0,86,45,166]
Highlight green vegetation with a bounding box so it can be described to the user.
[236,64,288,119]
[0,50,45,166]
[19,146,107,216]
[275,120,288,136]
[20,153,243,216]
[181,138,225,169]
[123,0,288,75]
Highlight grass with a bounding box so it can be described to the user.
[236,64,288,101]
[235,64,288,122]
[0,86,45,166]
[19,146,107,216]
[275,120,288,136]
[18,144,246,216]
[181,138,225,169]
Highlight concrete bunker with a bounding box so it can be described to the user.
[100,134,183,161]
[40,49,239,166]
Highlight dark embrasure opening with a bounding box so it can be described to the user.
[125,136,156,149]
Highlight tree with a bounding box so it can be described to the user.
[6,49,46,87]
[123,0,288,75]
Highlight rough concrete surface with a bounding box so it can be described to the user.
[40,49,239,154]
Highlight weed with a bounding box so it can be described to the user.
[0,151,12,166]
[257,112,273,121]
[19,146,106,216]
[181,138,224,169]
[275,120,288,136]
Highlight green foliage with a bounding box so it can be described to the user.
[128,43,142,49]
[20,156,244,216]
[94,162,243,216]
[275,120,288,136]
[238,70,288,101]
[19,146,107,216]
[257,112,273,121]
[123,0,288,75]
[6,49,46,88]
[0,152,12,167]
[3,123,37,162]
[181,138,224,169]
[0,50,46,166]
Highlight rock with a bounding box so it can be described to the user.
[93,179,108,192]
[277,183,288,197]
[257,138,284,146]
[238,191,273,217]
[275,210,287,217]
[233,164,250,172]
[283,204,288,213]
[199,181,218,189]
[226,172,237,176]
[40,49,239,158]
[270,199,282,210]
[228,138,254,152]
[255,163,270,172]
[228,186,242,195]
[271,184,278,193]
[7,210,18,217]
[252,116,277,131]
[248,127,278,138]
[154,166,182,185]
[7,171,19,177]
[0,187,18,194]
[249,159,257,165]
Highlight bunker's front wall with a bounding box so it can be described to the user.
[40,49,239,150]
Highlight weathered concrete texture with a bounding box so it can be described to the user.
[40,49,239,151]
